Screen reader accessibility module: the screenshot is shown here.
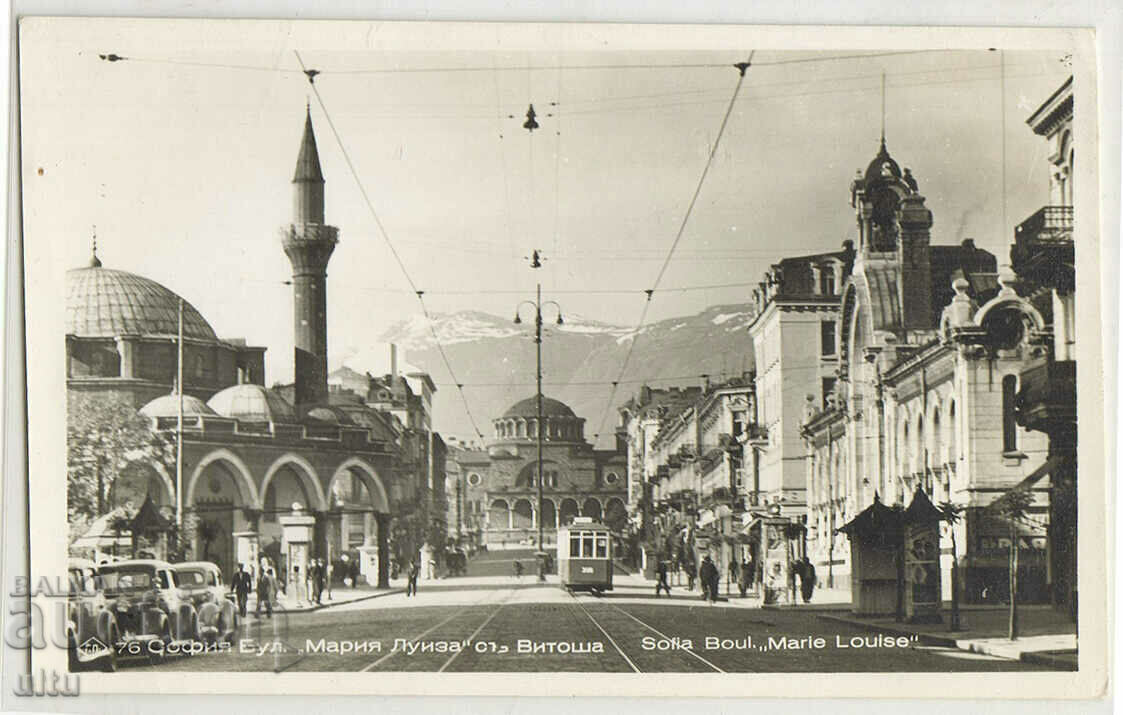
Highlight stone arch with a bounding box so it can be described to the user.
[329,457,390,514]
[111,458,176,510]
[540,499,557,529]
[604,497,628,532]
[261,453,328,512]
[489,499,510,530]
[558,498,579,526]
[582,498,603,521]
[512,499,534,529]
[186,448,259,509]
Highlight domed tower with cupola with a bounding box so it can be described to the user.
[849,138,934,336]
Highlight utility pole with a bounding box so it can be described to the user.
[176,298,184,531]
[513,251,562,583]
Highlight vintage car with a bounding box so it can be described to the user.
[98,559,199,662]
[172,562,238,644]
[66,558,118,671]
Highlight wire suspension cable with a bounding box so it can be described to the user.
[592,53,754,442]
[294,50,486,441]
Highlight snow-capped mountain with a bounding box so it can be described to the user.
[372,303,757,448]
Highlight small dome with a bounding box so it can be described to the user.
[139,392,217,418]
[67,263,219,342]
[305,405,354,425]
[502,396,577,419]
[863,139,901,186]
[207,384,295,423]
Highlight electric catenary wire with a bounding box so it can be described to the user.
[590,54,754,443]
[294,50,487,442]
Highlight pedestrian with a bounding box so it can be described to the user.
[232,563,252,618]
[685,555,696,592]
[728,558,740,595]
[406,560,420,596]
[655,559,671,597]
[350,559,360,588]
[513,560,523,578]
[738,558,751,597]
[428,557,436,580]
[255,568,274,618]
[800,557,817,603]
[313,559,325,604]
[699,554,719,603]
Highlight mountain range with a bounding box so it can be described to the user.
[339,303,758,449]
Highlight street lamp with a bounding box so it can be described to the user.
[513,258,563,582]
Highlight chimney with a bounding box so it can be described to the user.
[390,343,398,379]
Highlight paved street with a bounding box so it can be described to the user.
[125,576,1061,673]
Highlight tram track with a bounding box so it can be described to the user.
[361,585,519,672]
[566,589,642,672]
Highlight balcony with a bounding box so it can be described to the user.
[1012,206,1074,291]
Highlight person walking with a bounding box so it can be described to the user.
[800,557,817,603]
[728,558,740,596]
[406,560,420,597]
[699,554,719,603]
[685,554,696,592]
[655,559,671,597]
[313,559,325,605]
[513,560,524,579]
[738,558,752,597]
[255,568,274,619]
[232,563,252,618]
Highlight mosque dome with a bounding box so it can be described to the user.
[304,405,355,425]
[207,383,296,423]
[66,258,219,342]
[139,392,218,419]
[502,396,577,419]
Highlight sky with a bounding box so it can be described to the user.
[22,21,1073,400]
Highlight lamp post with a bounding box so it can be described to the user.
[514,259,563,583]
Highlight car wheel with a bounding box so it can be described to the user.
[67,633,80,672]
[101,631,118,673]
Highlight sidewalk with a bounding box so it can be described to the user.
[246,584,403,614]
[817,605,1077,668]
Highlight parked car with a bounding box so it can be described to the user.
[172,562,238,644]
[66,558,118,672]
[98,559,198,663]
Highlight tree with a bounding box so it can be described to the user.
[988,488,1035,640]
[67,395,176,544]
[938,501,966,631]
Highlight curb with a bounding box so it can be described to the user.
[251,588,405,616]
[816,613,1078,664]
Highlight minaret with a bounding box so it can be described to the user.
[282,106,338,408]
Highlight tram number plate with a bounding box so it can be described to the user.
[581,567,594,574]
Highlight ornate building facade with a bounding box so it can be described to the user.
[447,396,627,549]
[66,108,444,588]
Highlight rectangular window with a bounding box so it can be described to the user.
[595,535,608,558]
[822,270,836,296]
[1002,375,1018,452]
[582,534,594,558]
[569,535,581,558]
[821,321,837,356]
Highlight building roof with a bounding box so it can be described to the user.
[502,396,577,419]
[293,106,324,183]
[66,260,219,342]
[862,138,902,186]
[207,383,297,423]
[139,392,218,419]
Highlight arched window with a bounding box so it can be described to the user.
[1002,375,1019,453]
[948,400,958,464]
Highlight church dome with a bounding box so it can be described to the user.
[139,392,218,419]
[66,260,219,342]
[207,383,296,423]
[503,396,577,419]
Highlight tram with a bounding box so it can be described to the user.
[557,517,613,593]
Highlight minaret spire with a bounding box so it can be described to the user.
[89,225,102,268]
[282,107,338,408]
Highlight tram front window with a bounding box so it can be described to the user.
[569,535,581,558]
[595,535,608,558]
[581,534,594,557]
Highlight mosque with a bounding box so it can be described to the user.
[66,109,440,587]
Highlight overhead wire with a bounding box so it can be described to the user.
[590,53,754,443]
[294,50,487,442]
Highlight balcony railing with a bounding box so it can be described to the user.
[1015,205,1073,245]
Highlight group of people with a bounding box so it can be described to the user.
[653,551,818,604]
[228,558,335,619]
